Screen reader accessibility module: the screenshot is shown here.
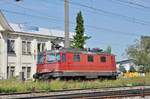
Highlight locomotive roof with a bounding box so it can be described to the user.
[39,48,115,56]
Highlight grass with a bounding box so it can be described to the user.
[0,76,150,93]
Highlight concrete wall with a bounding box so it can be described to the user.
[0,32,8,79]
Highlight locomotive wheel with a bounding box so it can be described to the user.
[111,76,117,80]
[99,76,117,80]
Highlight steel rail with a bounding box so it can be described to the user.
[85,93,150,99]
[0,85,150,96]
[9,88,150,99]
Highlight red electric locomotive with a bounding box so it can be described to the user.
[33,48,117,80]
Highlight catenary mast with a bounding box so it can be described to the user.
[64,0,69,48]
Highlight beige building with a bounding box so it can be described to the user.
[0,11,73,79]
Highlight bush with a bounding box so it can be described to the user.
[26,87,32,91]
[62,85,68,89]
[129,65,136,72]
[82,84,88,88]
[119,65,127,73]
[44,86,51,91]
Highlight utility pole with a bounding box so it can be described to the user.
[64,0,69,48]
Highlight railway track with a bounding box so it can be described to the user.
[1,86,150,99]
[16,89,150,99]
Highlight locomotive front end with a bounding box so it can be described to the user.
[33,51,61,80]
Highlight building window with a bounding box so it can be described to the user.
[21,66,31,79]
[73,55,80,62]
[22,41,31,54]
[101,56,106,62]
[7,66,15,79]
[88,55,94,62]
[37,43,45,52]
[27,67,31,78]
[22,41,26,53]
[62,54,66,62]
[7,39,15,53]
[22,67,26,79]
[27,42,31,52]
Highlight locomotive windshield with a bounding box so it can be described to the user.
[46,53,60,63]
[38,54,44,64]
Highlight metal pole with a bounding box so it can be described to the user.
[64,0,69,48]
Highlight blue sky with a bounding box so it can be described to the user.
[1,0,150,61]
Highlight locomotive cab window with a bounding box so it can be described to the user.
[38,54,44,64]
[73,55,80,62]
[46,53,60,63]
[88,55,94,62]
[101,56,106,62]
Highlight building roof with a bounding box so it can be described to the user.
[116,59,135,64]
[0,11,13,31]
[0,11,74,38]
[9,23,74,38]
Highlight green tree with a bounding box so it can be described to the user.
[126,38,150,73]
[71,11,90,49]
[106,45,111,54]
[128,65,136,72]
[138,66,150,73]
[119,62,127,73]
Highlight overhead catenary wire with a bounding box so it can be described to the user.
[39,0,150,28]
[12,3,63,22]
[116,0,150,10]
[1,0,148,37]
[11,3,63,21]
[2,2,144,45]
[9,0,147,37]
[37,1,149,36]
[1,9,63,24]
[58,0,150,27]
[1,9,142,37]
[0,0,145,55]
[108,0,149,11]
[41,0,150,27]
[0,9,65,31]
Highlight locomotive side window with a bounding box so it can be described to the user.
[73,55,80,62]
[56,53,60,62]
[38,54,44,64]
[62,54,66,62]
[88,55,94,62]
[101,56,106,62]
[46,53,56,63]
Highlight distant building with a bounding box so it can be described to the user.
[0,11,74,79]
[116,59,137,72]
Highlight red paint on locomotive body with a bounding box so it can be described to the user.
[35,49,117,79]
